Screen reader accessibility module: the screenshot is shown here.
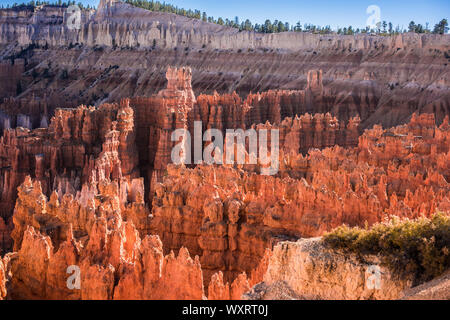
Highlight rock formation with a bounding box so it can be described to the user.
[72,66,357,204]
[0,2,448,128]
[149,112,450,286]
[0,62,448,298]
[0,255,6,300]
[244,238,413,300]
[402,271,450,300]
[4,173,268,300]
[0,217,12,254]
[0,0,447,301]
[4,111,448,300]
[0,100,141,230]
[0,57,447,299]
[0,59,25,100]
[1,2,448,52]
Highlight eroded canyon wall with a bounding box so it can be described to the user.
[0,101,138,219]
[1,113,448,299]
[245,238,413,300]
[5,174,263,300]
[0,64,448,299]
[5,109,448,299]
[0,59,24,99]
[0,2,448,129]
[129,67,360,201]
[2,1,447,51]
[0,67,448,274]
[150,112,450,285]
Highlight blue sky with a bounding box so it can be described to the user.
[1,0,448,30]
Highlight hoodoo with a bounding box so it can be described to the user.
[0,0,448,303]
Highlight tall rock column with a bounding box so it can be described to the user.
[150,67,196,198]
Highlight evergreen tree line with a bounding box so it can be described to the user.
[125,0,448,35]
[2,0,449,35]
[337,19,448,35]
[1,1,93,10]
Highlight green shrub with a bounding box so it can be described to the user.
[323,212,450,283]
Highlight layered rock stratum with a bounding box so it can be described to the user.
[0,1,449,130]
[0,0,448,300]
[0,65,447,299]
[244,238,413,300]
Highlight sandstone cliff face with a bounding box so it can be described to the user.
[245,238,413,300]
[1,2,448,51]
[0,59,24,100]
[129,67,360,202]
[2,44,447,130]
[5,175,263,300]
[1,3,448,129]
[150,113,450,286]
[401,271,450,300]
[0,100,140,239]
[0,64,448,299]
[0,255,6,300]
[0,217,12,254]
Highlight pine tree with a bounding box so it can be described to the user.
[278,21,285,32]
[284,22,290,32]
[264,19,272,33]
[234,16,239,27]
[244,19,252,31]
[415,24,424,33]
[433,19,449,34]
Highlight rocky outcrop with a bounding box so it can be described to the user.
[245,238,413,300]
[1,3,448,129]
[0,59,25,100]
[0,60,448,300]
[130,67,196,200]
[0,217,12,254]
[402,271,450,300]
[4,174,263,300]
[129,67,359,201]
[1,2,448,51]
[246,237,450,301]
[5,172,192,299]
[3,111,449,299]
[0,100,140,224]
[151,113,450,286]
[0,255,6,300]
[253,113,360,154]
